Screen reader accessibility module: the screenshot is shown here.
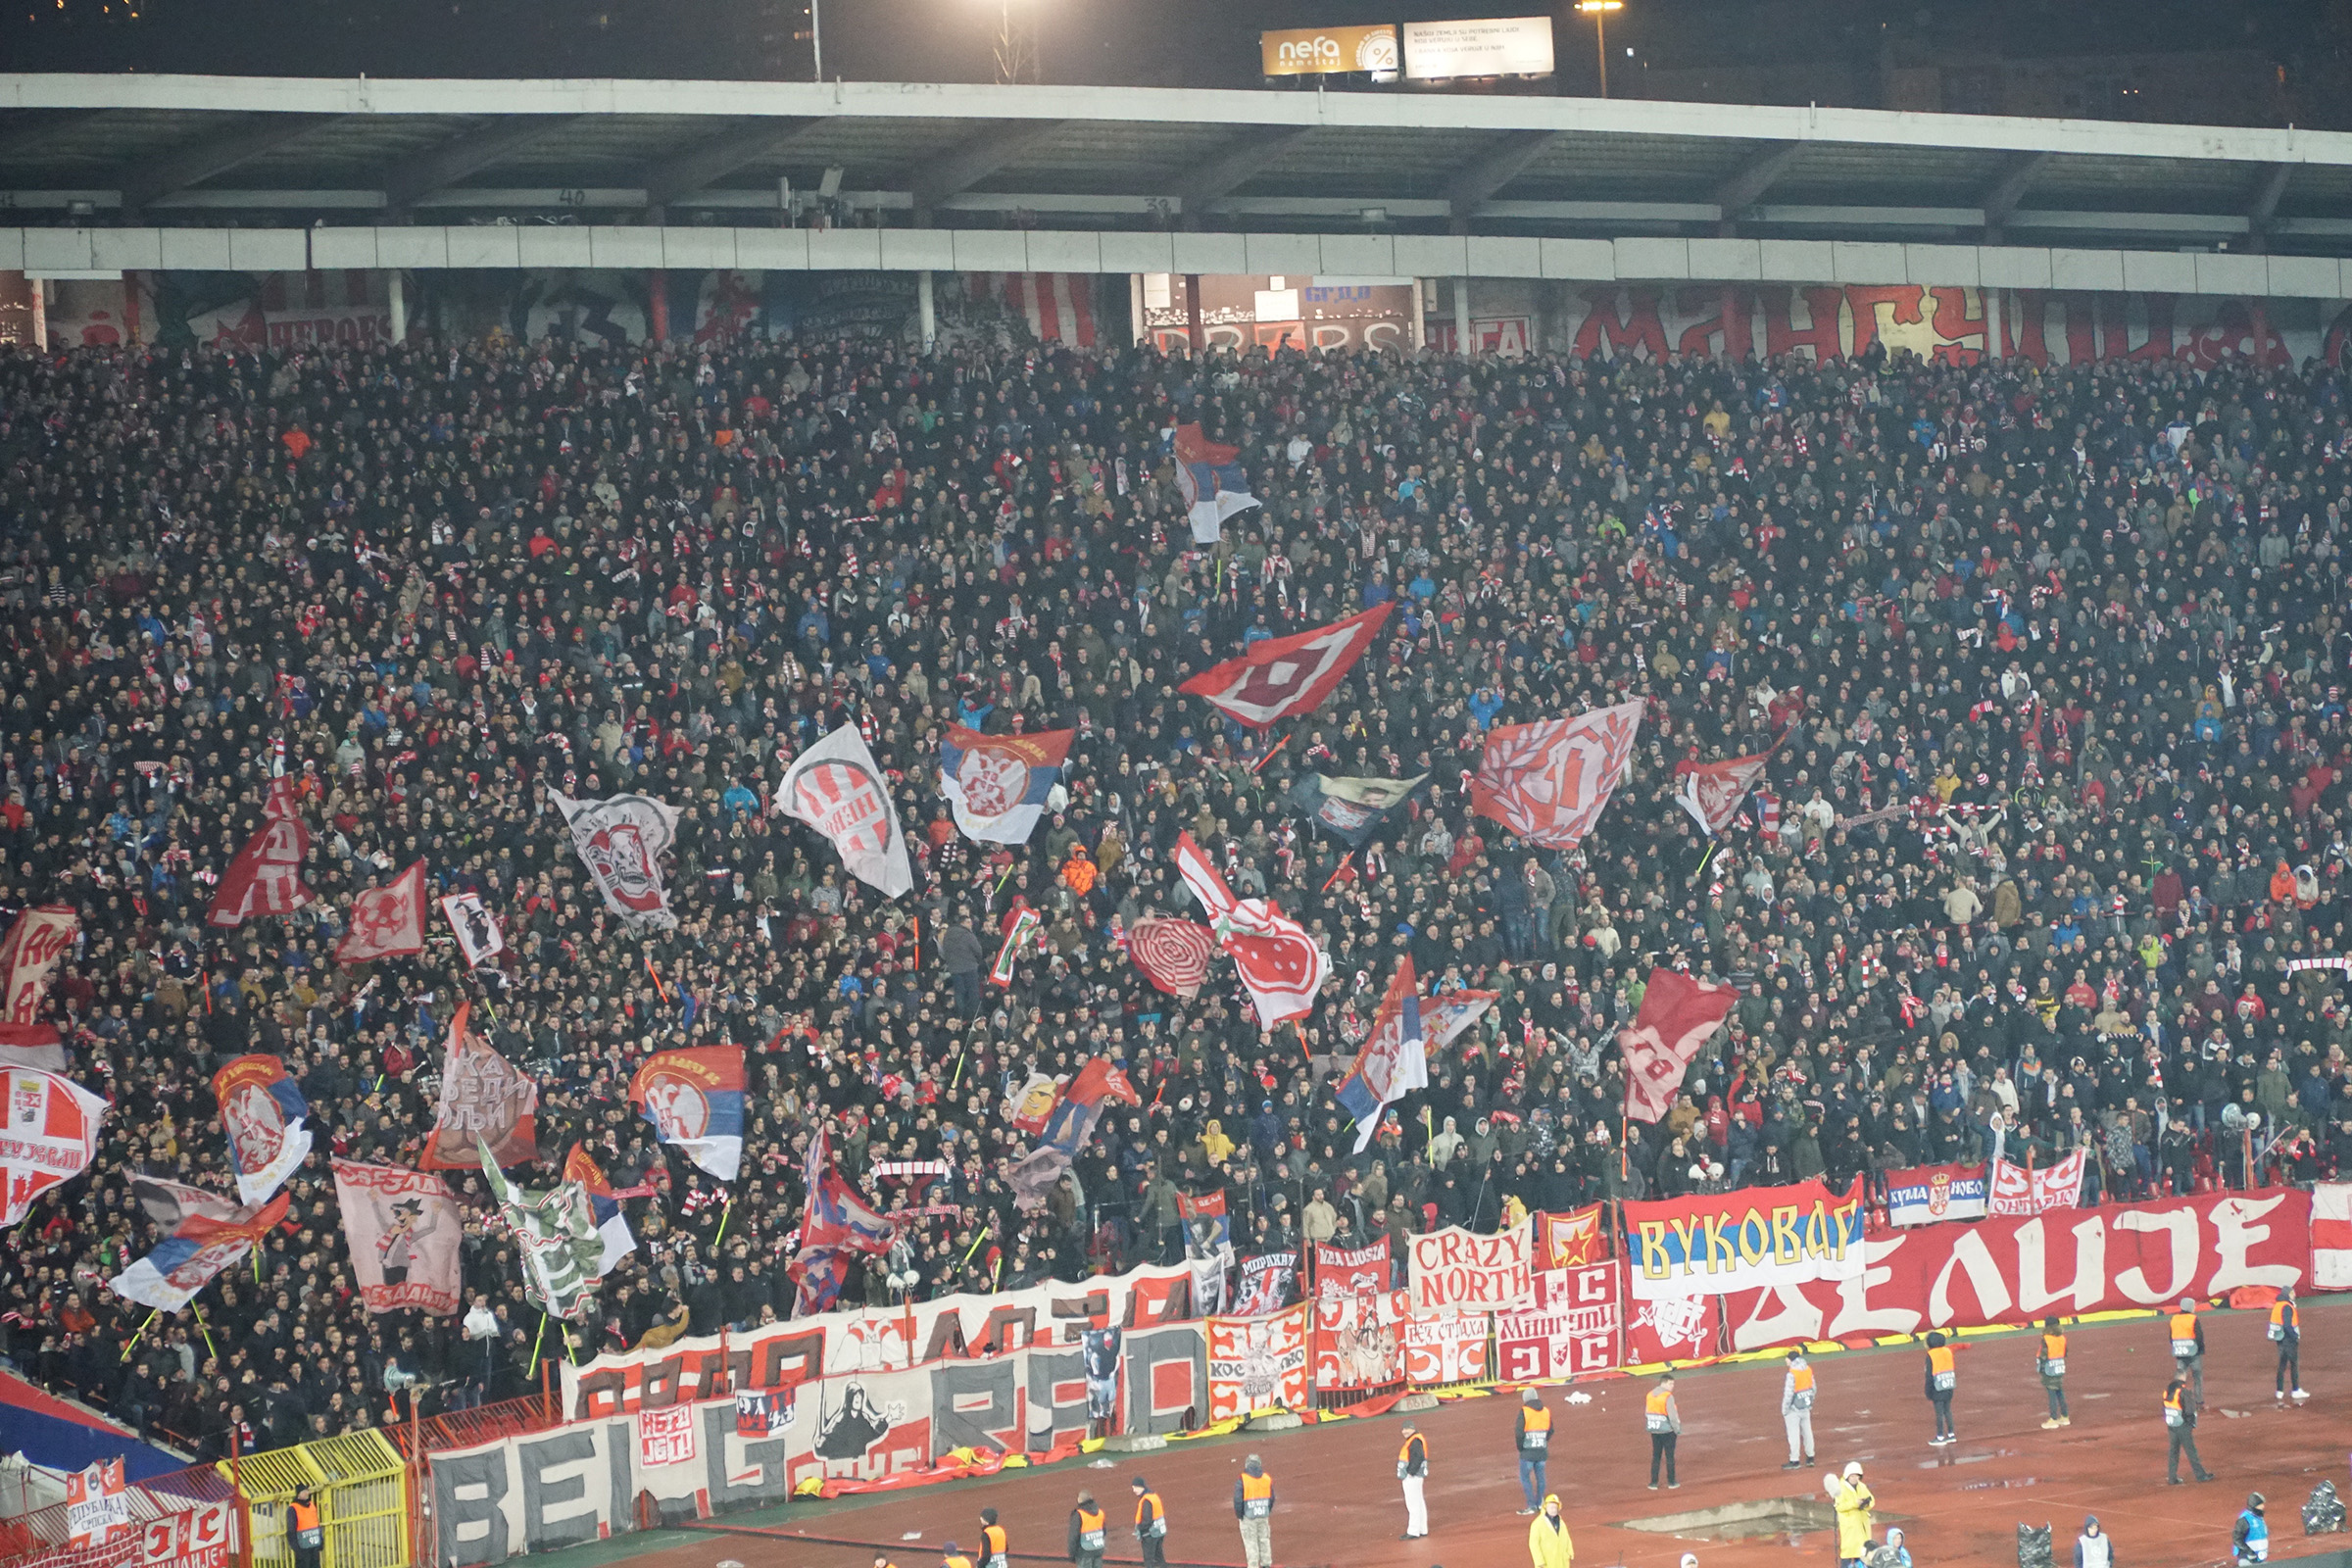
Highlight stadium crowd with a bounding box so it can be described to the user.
[3,316,2352,1463]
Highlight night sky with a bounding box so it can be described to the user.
[0,0,2337,102]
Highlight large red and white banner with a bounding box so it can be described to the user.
[1495,1263,1620,1381]
[1206,1304,1309,1419]
[1720,1189,2311,1352]
[1407,1222,1534,1311]
[1403,1310,1490,1386]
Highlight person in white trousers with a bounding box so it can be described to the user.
[1396,1425,1430,1540]
[1781,1349,1818,1469]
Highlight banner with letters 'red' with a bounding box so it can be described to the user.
[1206,1304,1309,1420]
[1406,1221,1534,1311]
[1623,1177,1866,1300]
[1718,1188,2311,1352]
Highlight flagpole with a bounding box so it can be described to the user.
[712,1196,735,1250]
[120,1308,160,1361]
[528,1311,549,1375]
[193,1302,221,1366]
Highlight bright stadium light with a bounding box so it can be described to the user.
[1578,0,1623,98]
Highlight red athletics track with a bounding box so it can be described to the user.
[670,1300,2351,1568]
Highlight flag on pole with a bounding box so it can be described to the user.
[478,1139,603,1320]
[1180,604,1394,730]
[212,1054,313,1205]
[940,726,1073,845]
[627,1047,746,1182]
[1334,957,1424,1152]
[991,906,1042,986]
[421,1002,539,1169]
[544,788,682,930]
[1618,967,1738,1123]
[1469,702,1644,849]
[110,1192,289,1310]
[331,1159,464,1314]
[0,903,79,1049]
[334,859,428,963]
[207,778,315,928]
[0,1067,107,1225]
[776,723,914,897]
[1171,832,1329,1027]
[1675,753,1772,837]
[563,1145,638,1276]
[1172,423,1262,543]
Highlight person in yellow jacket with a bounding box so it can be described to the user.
[1824,1460,1874,1568]
[1527,1493,1574,1568]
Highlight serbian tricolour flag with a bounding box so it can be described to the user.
[1181,603,1393,731]
[940,725,1072,845]
[1676,753,1771,837]
[628,1047,745,1183]
[212,1054,313,1204]
[110,1192,288,1310]
[1335,956,1425,1153]
[563,1145,637,1276]
[1173,422,1260,543]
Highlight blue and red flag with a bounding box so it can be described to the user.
[211,1054,312,1204]
[628,1046,745,1182]
[1172,422,1260,542]
[799,1126,896,1256]
[940,725,1073,846]
[110,1192,288,1310]
[1335,957,1424,1152]
[563,1144,638,1274]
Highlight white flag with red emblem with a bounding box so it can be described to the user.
[1172,832,1329,1028]
[335,860,428,963]
[777,723,913,898]
[1469,701,1644,849]
[1179,603,1394,730]
[207,778,316,928]
[1618,967,1738,1124]
[1676,753,1771,837]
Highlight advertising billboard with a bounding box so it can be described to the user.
[1403,17,1554,78]
[1261,24,1400,76]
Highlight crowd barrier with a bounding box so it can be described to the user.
[29,1185,2332,1568]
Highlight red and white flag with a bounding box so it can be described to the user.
[1987,1151,2086,1216]
[1470,702,1643,849]
[335,860,427,963]
[1618,967,1737,1123]
[1128,915,1215,999]
[0,903,78,1050]
[207,778,315,928]
[1179,604,1394,730]
[1172,833,1329,1028]
[1676,753,1771,837]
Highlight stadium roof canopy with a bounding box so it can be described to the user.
[2,73,2351,258]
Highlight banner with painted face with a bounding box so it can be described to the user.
[1622,1178,1866,1300]
[546,788,682,930]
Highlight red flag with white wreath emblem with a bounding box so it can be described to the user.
[1618,967,1738,1124]
[335,860,427,963]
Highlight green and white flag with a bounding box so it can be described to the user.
[478,1139,603,1320]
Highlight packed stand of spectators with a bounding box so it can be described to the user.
[3,324,2352,1464]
